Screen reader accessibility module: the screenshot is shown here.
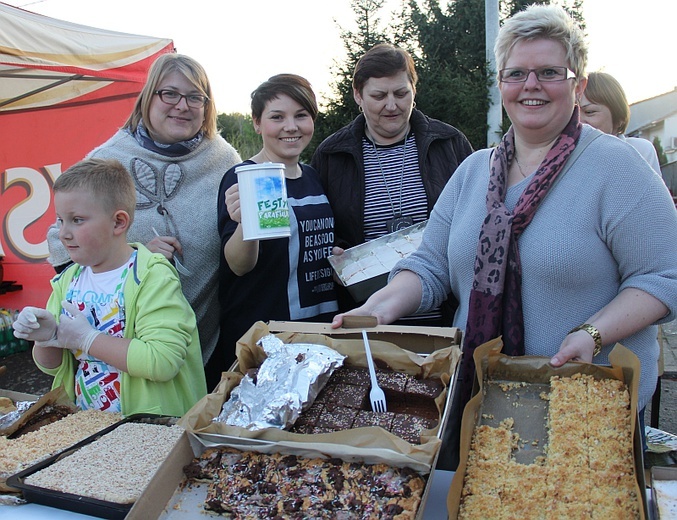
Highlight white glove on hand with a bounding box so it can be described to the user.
[56,301,102,356]
[12,307,57,343]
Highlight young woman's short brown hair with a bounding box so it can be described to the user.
[250,74,318,122]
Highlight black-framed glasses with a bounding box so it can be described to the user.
[153,89,208,108]
[499,66,576,83]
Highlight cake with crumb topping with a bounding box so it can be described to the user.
[459,374,640,519]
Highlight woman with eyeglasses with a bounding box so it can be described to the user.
[580,71,661,173]
[47,53,242,390]
[333,4,677,463]
[217,74,338,367]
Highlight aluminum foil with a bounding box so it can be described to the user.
[213,335,345,430]
[0,399,36,432]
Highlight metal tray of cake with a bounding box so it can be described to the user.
[651,466,677,519]
[6,414,179,520]
[193,361,458,472]
[328,220,427,302]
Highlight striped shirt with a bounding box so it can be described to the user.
[362,133,428,241]
[362,132,441,323]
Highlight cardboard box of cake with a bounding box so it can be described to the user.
[178,320,461,473]
[447,339,648,519]
[0,387,69,438]
[129,431,432,520]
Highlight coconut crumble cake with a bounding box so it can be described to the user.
[0,409,121,484]
[459,374,640,519]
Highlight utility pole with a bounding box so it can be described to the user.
[486,0,502,147]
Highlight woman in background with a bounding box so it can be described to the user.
[311,43,473,325]
[47,53,242,390]
[580,71,661,172]
[217,74,337,366]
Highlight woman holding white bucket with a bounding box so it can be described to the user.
[217,74,338,368]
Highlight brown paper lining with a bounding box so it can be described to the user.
[446,338,647,519]
[178,321,461,472]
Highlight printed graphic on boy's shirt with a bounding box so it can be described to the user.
[71,295,126,413]
[75,362,121,412]
[68,251,136,413]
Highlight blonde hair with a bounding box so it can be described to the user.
[495,4,588,82]
[123,53,218,139]
[584,72,630,134]
[54,158,136,223]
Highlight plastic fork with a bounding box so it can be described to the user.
[362,330,387,413]
[151,227,192,276]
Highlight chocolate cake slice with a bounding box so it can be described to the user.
[330,366,371,386]
[316,383,368,410]
[391,413,438,444]
[287,365,445,444]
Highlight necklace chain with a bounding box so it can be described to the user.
[514,154,528,179]
[372,136,409,217]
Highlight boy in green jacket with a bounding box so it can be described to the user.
[13,158,207,417]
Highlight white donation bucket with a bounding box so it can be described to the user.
[236,162,291,241]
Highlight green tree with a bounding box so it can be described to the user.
[234,0,588,157]
[407,0,491,148]
[309,0,391,157]
[653,136,668,167]
[218,112,261,161]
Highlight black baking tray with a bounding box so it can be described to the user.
[7,413,179,519]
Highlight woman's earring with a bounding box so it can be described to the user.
[358,105,364,113]
[413,101,417,108]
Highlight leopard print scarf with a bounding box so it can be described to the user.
[460,107,582,405]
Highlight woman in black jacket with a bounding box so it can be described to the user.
[311,43,473,324]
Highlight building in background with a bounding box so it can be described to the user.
[628,88,677,201]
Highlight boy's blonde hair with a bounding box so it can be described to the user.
[54,158,136,223]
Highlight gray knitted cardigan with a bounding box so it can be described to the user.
[47,129,242,364]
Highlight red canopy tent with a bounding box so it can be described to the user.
[0,2,174,310]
